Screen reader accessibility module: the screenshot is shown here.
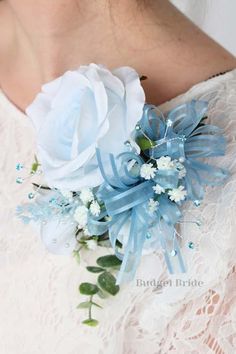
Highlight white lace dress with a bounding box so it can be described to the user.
[0,70,235,354]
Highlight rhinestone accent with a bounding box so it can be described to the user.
[16,177,24,184]
[146,232,151,239]
[188,241,194,249]
[170,249,177,257]
[16,163,24,171]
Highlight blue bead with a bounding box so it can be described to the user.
[188,241,194,249]
[196,220,202,227]
[16,163,24,171]
[146,232,151,239]
[28,192,35,200]
[124,140,131,147]
[166,119,173,127]
[170,249,177,257]
[16,177,24,184]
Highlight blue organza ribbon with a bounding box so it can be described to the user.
[88,100,229,284]
[137,100,229,202]
[88,150,185,285]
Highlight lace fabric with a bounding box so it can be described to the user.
[0,70,235,354]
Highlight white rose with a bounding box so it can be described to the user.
[26,63,145,191]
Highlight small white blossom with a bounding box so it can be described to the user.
[60,190,73,202]
[178,167,186,179]
[153,183,165,195]
[90,200,101,217]
[86,239,98,251]
[148,198,159,214]
[168,186,187,203]
[174,160,187,179]
[156,156,175,170]
[140,163,157,180]
[79,188,94,205]
[74,205,88,228]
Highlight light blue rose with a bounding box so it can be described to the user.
[26,63,145,191]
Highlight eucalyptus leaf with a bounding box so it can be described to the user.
[96,255,122,268]
[97,289,109,299]
[86,266,105,273]
[98,271,120,296]
[79,282,99,295]
[82,319,99,327]
[77,301,91,309]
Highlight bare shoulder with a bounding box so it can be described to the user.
[0,2,14,88]
[143,2,236,104]
[177,15,236,81]
[168,2,236,76]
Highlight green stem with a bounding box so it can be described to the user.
[77,245,84,252]
[88,295,93,320]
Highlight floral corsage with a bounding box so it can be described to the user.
[16,63,229,326]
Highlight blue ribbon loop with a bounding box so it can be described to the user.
[138,100,228,201]
[88,149,185,285]
[87,100,228,285]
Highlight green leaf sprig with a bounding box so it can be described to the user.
[77,254,122,326]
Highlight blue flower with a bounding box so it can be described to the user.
[26,64,145,191]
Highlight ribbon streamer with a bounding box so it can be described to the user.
[87,100,229,284]
[88,150,184,285]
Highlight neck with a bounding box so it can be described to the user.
[1,0,235,111]
[4,0,164,81]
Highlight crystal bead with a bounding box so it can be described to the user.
[146,232,151,239]
[16,163,24,171]
[188,241,194,249]
[166,119,173,127]
[16,177,24,184]
[196,219,202,227]
[28,192,35,200]
[135,124,141,131]
[124,140,131,147]
[170,249,177,257]
[179,157,185,163]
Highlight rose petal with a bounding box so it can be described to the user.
[113,66,145,132]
